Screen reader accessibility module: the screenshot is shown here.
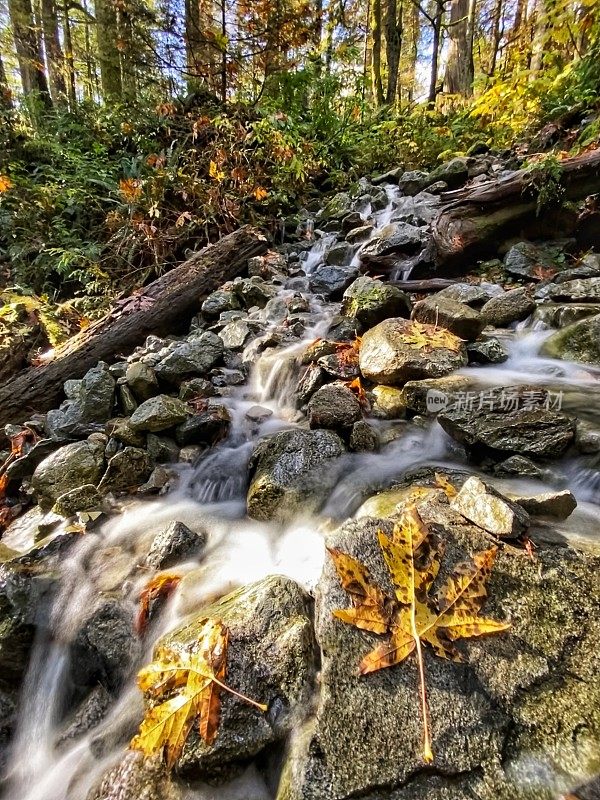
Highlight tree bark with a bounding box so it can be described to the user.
[41,0,67,102]
[0,226,269,429]
[0,53,13,111]
[427,0,444,107]
[96,0,122,99]
[385,0,403,105]
[8,0,52,102]
[430,150,600,269]
[62,0,77,106]
[444,0,473,95]
[371,0,385,105]
[489,0,504,76]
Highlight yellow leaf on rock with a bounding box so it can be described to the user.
[400,320,463,352]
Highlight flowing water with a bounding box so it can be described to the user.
[3,185,600,800]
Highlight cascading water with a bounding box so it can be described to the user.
[3,181,599,800]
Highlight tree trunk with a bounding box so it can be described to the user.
[62,0,77,106]
[41,0,67,103]
[427,0,444,107]
[489,0,504,76]
[96,0,122,99]
[8,0,52,102]
[529,0,547,78]
[431,149,600,269]
[444,0,473,95]
[0,52,13,111]
[385,0,403,105]
[0,227,269,429]
[406,0,419,102]
[371,0,385,105]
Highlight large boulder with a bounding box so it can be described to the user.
[278,499,600,800]
[341,276,411,330]
[359,222,423,260]
[153,332,224,382]
[434,283,499,308]
[503,241,566,281]
[437,386,575,460]
[359,318,467,386]
[309,265,360,299]
[411,296,484,341]
[247,429,345,521]
[125,362,159,402]
[97,447,153,494]
[428,156,469,189]
[129,395,189,433]
[541,314,600,366]
[31,440,105,509]
[160,575,316,779]
[46,363,116,438]
[481,288,536,327]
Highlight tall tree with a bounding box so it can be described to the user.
[62,0,77,106]
[427,0,446,107]
[444,0,474,95]
[385,0,403,104]
[488,0,504,75]
[41,0,68,102]
[95,0,123,99]
[371,0,385,104]
[8,0,52,101]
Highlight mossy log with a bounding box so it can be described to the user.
[0,226,269,430]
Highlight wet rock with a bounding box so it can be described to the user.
[125,362,159,402]
[70,598,141,695]
[301,340,338,365]
[146,433,180,463]
[219,319,252,350]
[118,384,138,416]
[346,224,374,244]
[138,466,173,494]
[161,575,316,779]
[370,385,406,419]
[372,167,403,185]
[178,445,203,464]
[397,170,431,196]
[575,420,600,454]
[492,455,559,482]
[201,288,241,318]
[154,332,224,381]
[309,265,359,299]
[58,684,112,747]
[481,288,536,327]
[541,314,600,366]
[105,418,145,448]
[245,405,273,425]
[467,336,509,364]
[175,404,231,446]
[341,276,411,330]
[98,447,153,494]
[52,484,104,517]
[400,375,470,415]
[511,489,577,520]
[326,315,361,341]
[428,156,469,189]
[247,429,345,521]
[320,191,353,221]
[325,242,354,266]
[5,438,63,481]
[533,303,600,328]
[178,377,216,400]
[233,276,278,308]
[450,476,529,537]
[308,384,362,430]
[503,241,564,280]
[349,420,380,453]
[438,386,575,460]
[359,222,423,259]
[278,511,600,800]
[546,277,600,302]
[317,351,360,380]
[434,282,498,307]
[129,395,189,433]
[359,318,467,386]
[412,296,484,341]
[296,365,327,406]
[31,440,105,509]
[145,521,207,570]
[87,751,180,800]
[46,363,116,438]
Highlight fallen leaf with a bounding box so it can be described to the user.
[130,618,267,766]
[434,473,458,498]
[398,321,463,353]
[330,506,509,763]
[136,573,182,635]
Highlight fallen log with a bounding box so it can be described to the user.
[0,226,269,429]
[390,278,458,292]
[431,149,600,269]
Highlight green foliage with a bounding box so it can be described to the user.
[524,154,565,216]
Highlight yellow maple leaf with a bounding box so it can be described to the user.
[330,506,509,763]
[209,160,226,182]
[400,320,463,352]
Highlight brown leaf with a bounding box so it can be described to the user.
[136,573,182,635]
[395,320,463,353]
[330,506,509,763]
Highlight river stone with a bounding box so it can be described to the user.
[397,170,431,196]
[70,598,141,695]
[575,420,600,454]
[178,377,215,400]
[308,384,362,430]
[154,332,224,381]
[372,167,403,185]
[428,156,469,189]
[325,242,354,266]
[540,314,600,366]
[533,303,600,328]
[277,507,600,800]
[125,362,159,402]
[31,440,105,509]
[160,575,316,779]
[296,364,327,407]
[247,429,345,521]
[320,191,353,221]
[510,489,577,520]
[233,276,278,308]
[481,288,536,327]
[503,241,563,281]
[145,521,207,570]
[87,751,180,800]
[219,319,252,350]
[52,484,103,517]
[46,363,116,437]
[349,420,380,452]
[450,476,529,537]
[309,265,360,299]
[411,296,484,341]
[370,385,406,419]
[547,277,600,302]
[400,375,470,415]
[146,434,180,463]
[201,288,241,318]
[359,222,423,259]
[175,404,231,446]
[346,224,375,244]
[437,386,575,460]
[5,437,63,481]
[467,337,509,364]
[129,395,189,433]
[434,283,495,307]
[97,447,153,494]
[359,318,468,386]
[341,276,411,330]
